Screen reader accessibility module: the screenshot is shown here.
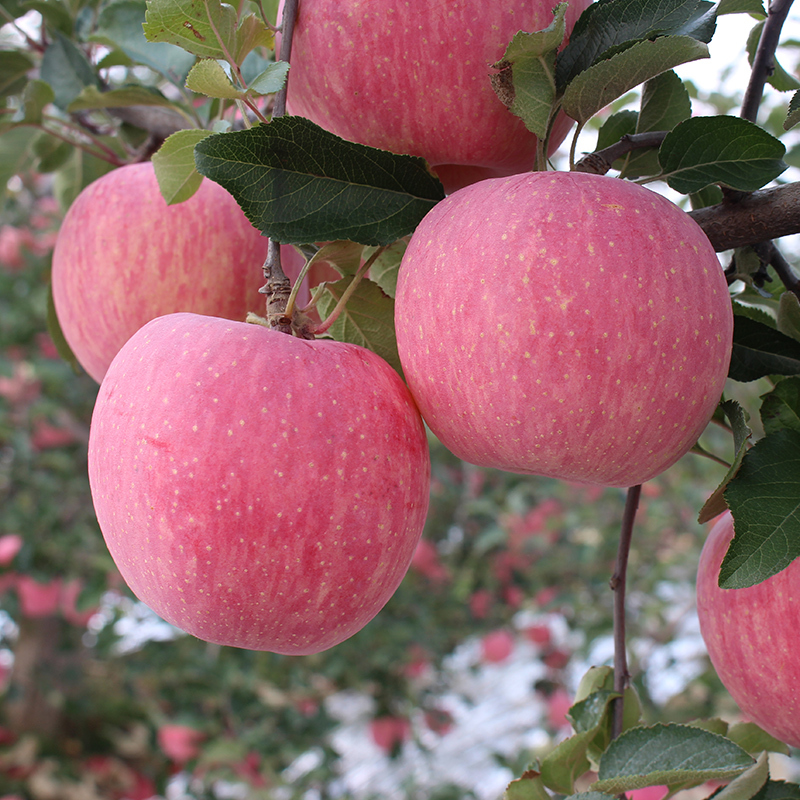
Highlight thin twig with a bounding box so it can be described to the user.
[740,0,796,123]
[273,0,299,118]
[574,132,668,175]
[610,484,642,740]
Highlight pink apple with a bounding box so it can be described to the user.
[697,511,800,748]
[157,724,204,763]
[481,629,515,663]
[370,715,411,752]
[88,313,430,654]
[395,171,733,487]
[52,162,305,383]
[281,0,591,194]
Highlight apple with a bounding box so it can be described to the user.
[481,629,515,663]
[87,313,431,654]
[696,511,800,748]
[280,0,591,194]
[52,162,307,383]
[394,171,733,487]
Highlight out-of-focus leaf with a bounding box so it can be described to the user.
[20,0,73,35]
[784,91,800,130]
[152,128,213,204]
[0,50,34,99]
[747,21,800,92]
[760,376,800,437]
[658,116,787,193]
[68,85,176,111]
[193,116,445,246]
[729,314,800,382]
[721,429,800,587]
[727,723,791,756]
[13,79,54,123]
[40,31,99,109]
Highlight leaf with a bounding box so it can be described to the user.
[555,0,716,89]
[561,36,708,126]
[716,0,765,14]
[504,771,552,800]
[47,283,81,374]
[13,79,54,124]
[490,4,566,140]
[729,314,800,383]
[0,50,35,99]
[185,59,243,99]
[540,731,594,795]
[710,753,768,800]
[721,428,800,587]
[248,60,289,96]
[784,91,800,131]
[40,31,99,109]
[592,724,753,794]
[363,237,408,299]
[760,376,800,437]
[32,132,72,173]
[231,12,274,62]
[622,70,691,178]
[193,116,445,246]
[315,277,403,377]
[747,21,800,92]
[143,0,238,59]
[658,116,787,193]
[777,292,800,342]
[92,0,195,85]
[753,782,800,800]
[726,722,791,756]
[19,0,73,35]
[596,110,639,150]
[67,84,177,111]
[151,128,213,203]
[698,399,751,524]
[307,241,364,278]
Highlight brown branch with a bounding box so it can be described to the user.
[688,182,800,251]
[573,132,668,174]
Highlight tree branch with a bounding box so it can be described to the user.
[573,132,668,174]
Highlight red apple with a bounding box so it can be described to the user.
[87,313,430,654]
[395,171,733,487]
[370,715,411,753]
[52,163,307,383]
[280,0,590,194]
[481,629,515,663]
[697,511,800,748]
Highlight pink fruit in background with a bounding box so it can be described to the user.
[51,162,280,383]
[88,313,430,654]
[281,0,591,194]
[395,171,733,487]
[481,629,515,663]
[157,725,204,763]
[370,716,411,752]
[16,576,61,617]
[0,535,22,566]
[697,511,800,748]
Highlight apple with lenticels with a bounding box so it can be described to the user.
[88,312,431,654]
[280,0,591,194]
[52,162,305,383]
[394,170,733,487]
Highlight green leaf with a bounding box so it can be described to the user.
[315,277,403,377]
[92,1,195,85]
[716,0,765,14]
[20,0,73,35]
[753,782,800,800]
[0,50,34,99]
[697,399,751,524]
[13,79,54,123]
[504,771,552,800]
[623,70,691,178]
[540,731,594,795]
[248,60,289,96]
[152,128,213,203]
[784,91,800,130]
[231,12,274,62]
[777,292,800,342]
[363,238,407,299]
[710,752,768,800]
[143,0,238,59]
[592,724,753,793]
[47,283,80,374]
[596,110,638,150]
[658,116,787,193]
[307,241,364,278]
[67,84,176,111]
[727,722,791,756]
[747,21,800,92]
[760,376,800,437]
[0,125,35,187]
[185,59,243,99]
[40,31,99,109]
[555,0,716,89]
[729,314,800,382]
[721,429,800,587]
[490,4,566,140]
[193,116,445,246]
[32,132,72,173]
[561,36,708,126]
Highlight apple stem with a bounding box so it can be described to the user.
[609,483,641,740]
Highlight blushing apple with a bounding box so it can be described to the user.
[697,511,800,748]
[281,0,591,194]
[52,163,306,383]
[395,171,733,487]
[88,313,430,654]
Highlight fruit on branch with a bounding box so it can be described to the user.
[88,313,431,654]
[697,511,800,748]
[395,171,733,487]
[280,0,590,194]
[52,162,279,383]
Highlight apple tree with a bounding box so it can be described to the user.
[3,0,800,796]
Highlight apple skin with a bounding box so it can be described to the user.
[52,162,287,383]
[395,171,733,487]
[280,0,590,194]
[697,511,800,748]
[88,313,430,654]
